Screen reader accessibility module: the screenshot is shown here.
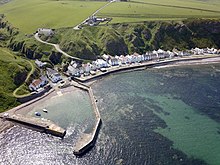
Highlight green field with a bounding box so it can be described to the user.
[98,0,220,23]
[0,0,220,33]
[0,0,106,33]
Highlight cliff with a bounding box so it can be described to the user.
[0,16,63,65]
[1,16,219,61]
[46,19,220,60]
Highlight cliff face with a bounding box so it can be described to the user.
[8,38,62,65]
[49,19,220,59]
[154,20,220,50]
[0,16,62,65]
[1,16,220,61]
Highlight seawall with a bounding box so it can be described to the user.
[73,55,220,83]
[72,82,102,155]
[0,114,66,138]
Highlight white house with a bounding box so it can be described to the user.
[90,63,97,71]
[180,51,191,56]
[119,55,128,64]
[126,55,132,63]
[167,51,175,58]
[150,52,158,60]
[109,57,119,66]
[35,59,47,68]
[68,66,81,77]
[132,53,142,62]
[102,54,110,61]
[46,68,62,83]
[191,47,204,55]
[38,28,54,37]
[83,63,91,73]
[144,52,151,61]
[157,49,165,59]
[95,59,108,69]
[164,51,170,58]
[137,54,143,62]
[204,47,218,54]
[68,65,76,75]
[29,75,48,91]
[79,67,85,75]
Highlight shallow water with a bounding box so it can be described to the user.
[1,63,220,165]
[27,89,95,130]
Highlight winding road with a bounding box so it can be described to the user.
[12,60,34,98]
[35,1,116,59]
[34,33,82,61]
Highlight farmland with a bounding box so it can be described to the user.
[98,0,220,23]
[0,0,219,33]
[0,0,106,33]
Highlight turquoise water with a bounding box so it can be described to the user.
[28,88,96,131]
[0,63,220,164]
[92,63,220,165]
[150,95,220,165]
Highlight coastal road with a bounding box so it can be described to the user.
[13,60,35,98]
[73,0,116,30]
[34,33,82,61]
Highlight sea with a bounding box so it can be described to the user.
[0,63,220,165]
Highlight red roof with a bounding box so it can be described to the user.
[31,79,42,87]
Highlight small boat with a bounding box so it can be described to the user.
[42,108,48,113]
[35,112,41,116]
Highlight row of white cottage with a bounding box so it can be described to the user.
[67,49,175,77]
[67,47,219,77]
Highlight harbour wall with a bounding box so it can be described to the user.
[1,115,66,138]
[70,55,220,155]
[71,81,102,155]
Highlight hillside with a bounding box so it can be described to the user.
[0,15,66,66]
[0,48,32,112]
[0,16,41,112]
[45,19,220,60]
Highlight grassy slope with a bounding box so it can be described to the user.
[49,19,220,59]
[0,0,106,33]
[0,0,219,33]
[0,48,32,112]
[12,60,35,98]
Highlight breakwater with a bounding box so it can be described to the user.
[72,82,101,155]
[0,114,66,138]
